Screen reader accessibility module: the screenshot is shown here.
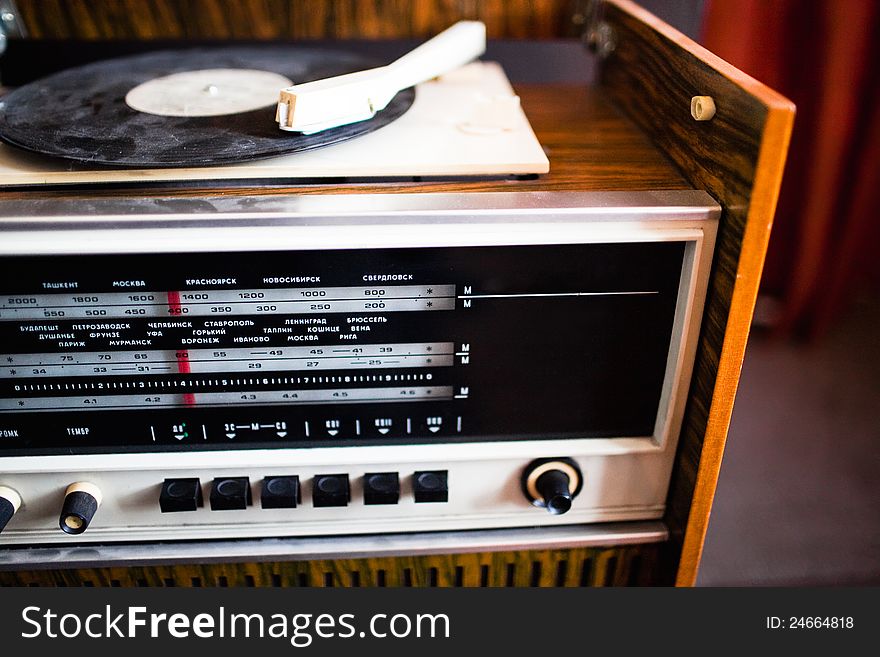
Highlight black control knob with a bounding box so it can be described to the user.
[60,482,102,534]
[521,458,583,515]
[535,469,574,514]
[0,486,22,534]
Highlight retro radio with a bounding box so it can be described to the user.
[0,190,717,544]
[0,0,793,587]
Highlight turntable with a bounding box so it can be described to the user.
[0,0,793,588]
[0,24,548,185]
[0,29,549,185]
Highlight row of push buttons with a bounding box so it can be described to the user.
[159,471,448,513]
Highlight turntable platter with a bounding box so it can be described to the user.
[0,47,415,167]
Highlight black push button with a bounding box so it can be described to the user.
[261,476,301,509]
[413,470,448,503]
[159,478,203,513]
[312,474,350,507]
[210,477,251,511]
[363,472,400,505]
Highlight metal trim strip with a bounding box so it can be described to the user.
[0,521,668,570]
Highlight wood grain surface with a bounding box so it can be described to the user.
[0,544,659,587]
[598,0,794,585]
[12,0,580,40]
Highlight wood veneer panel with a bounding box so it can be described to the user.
[598,0,794,585]
[12,0,579,40]
[0,544,660,587]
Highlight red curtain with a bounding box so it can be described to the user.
[702,0,880,338]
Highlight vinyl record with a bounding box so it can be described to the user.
[0,47,416,167]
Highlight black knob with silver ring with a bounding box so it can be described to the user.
[521,458,583,515]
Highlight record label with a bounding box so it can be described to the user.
[124,69,294,118]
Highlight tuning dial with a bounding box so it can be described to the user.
[0,486,22,534]
[59,482,102,535]
[521,458,583,515]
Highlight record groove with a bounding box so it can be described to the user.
[0,47,415,167]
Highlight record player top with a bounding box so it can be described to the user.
[0,49,550,187]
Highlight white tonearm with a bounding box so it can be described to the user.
[275,21,487,134]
